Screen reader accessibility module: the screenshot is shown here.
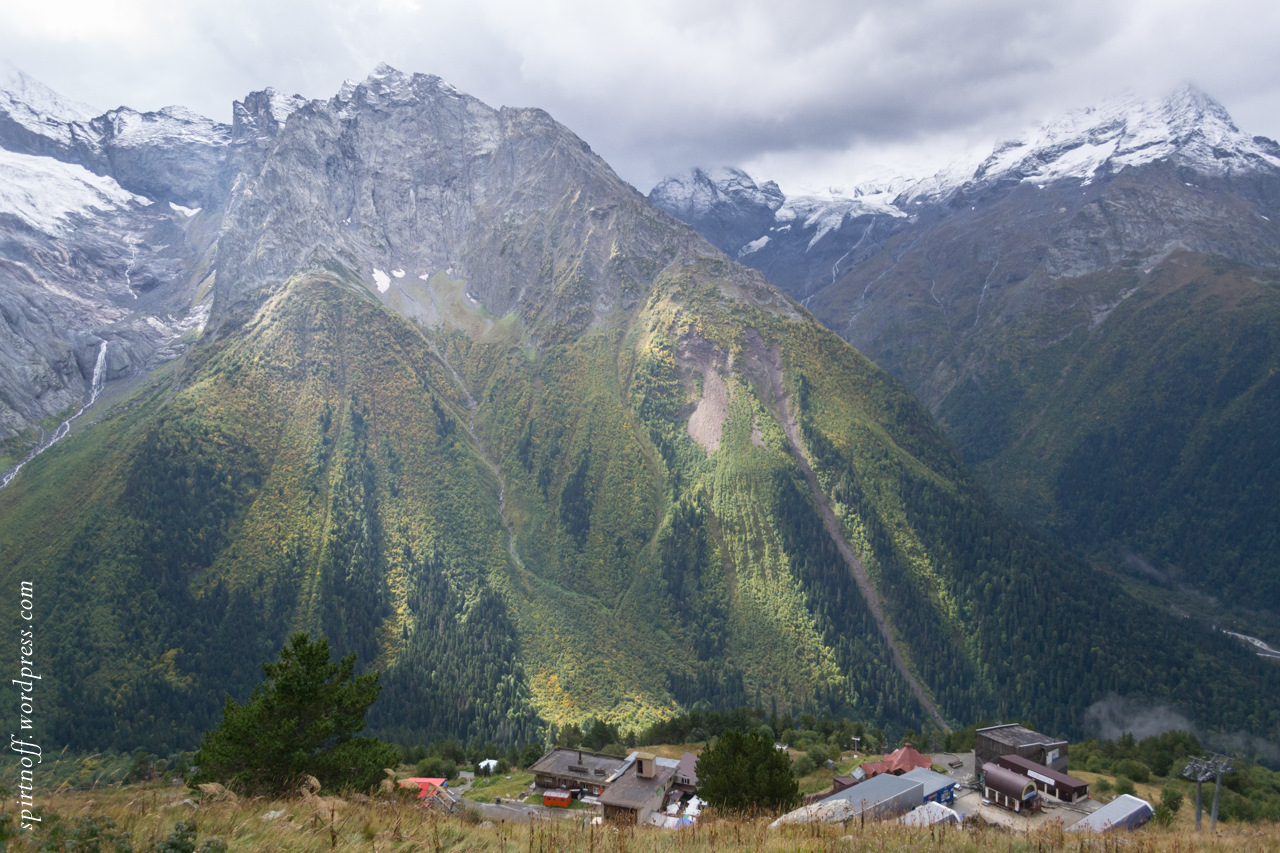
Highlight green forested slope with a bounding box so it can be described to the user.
[966,252,1280,634]
[3,250,1278,756]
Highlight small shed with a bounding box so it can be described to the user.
[802,770,863,805]
[900,767,958,805]
[981,763,1041,813]
[996,754,1089,802]
[543,789,573,808]
[1068,794,1153,833]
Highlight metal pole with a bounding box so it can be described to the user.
[1195,779,1202,831]
[1211,770,1223,830]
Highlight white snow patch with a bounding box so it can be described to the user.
[391,268,405,277]
[778,187,907,251]
[168,201,200,217]
[738,235,770,258]
[0,148,147,234]
[104,105,228,148]
[418,272,431,280]
[372,268,391,293]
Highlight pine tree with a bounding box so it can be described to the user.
[695,728,799,813]
[191,633,398,795]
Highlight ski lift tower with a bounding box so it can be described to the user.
[1182,755,1233,831]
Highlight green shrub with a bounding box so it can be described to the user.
[1116,759,1151,783]
[1114,776,1137,797]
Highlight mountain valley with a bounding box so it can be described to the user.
[1,66,1277,758]
[651,86,1280,645]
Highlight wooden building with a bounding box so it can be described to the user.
[976,724,1069,774]
[997,754,1089,802]
[529,748,627,797]
[600,753,676,824]
[981,762,1041,814]
[672,752,698,795]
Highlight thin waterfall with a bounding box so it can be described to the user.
[0,341,109,491]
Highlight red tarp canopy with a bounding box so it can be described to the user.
[398,777,447,798]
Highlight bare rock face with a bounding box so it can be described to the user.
[210,65,713,343]
[0,62,743,460]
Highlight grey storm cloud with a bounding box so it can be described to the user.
[3,0,1280,191]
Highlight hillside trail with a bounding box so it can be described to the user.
[759,341,950,733]
[422,331,527,574]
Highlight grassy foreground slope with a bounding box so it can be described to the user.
[3,786,1278,853]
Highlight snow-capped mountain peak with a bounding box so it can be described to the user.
[1,61,98,123]
[649,166,784,219]
[971,84,1280,188]
[0,62,98,148]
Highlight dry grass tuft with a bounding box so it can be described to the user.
[2,784,1277,852]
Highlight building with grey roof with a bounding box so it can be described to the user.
[976,723,1069,773]
[529,748,627,796]
[899,767,957,805]
[600,753,676,824]
[773,773,923,827]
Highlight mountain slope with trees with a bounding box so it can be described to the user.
[0,69,1276,756]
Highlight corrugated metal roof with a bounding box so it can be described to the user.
[826,772,922,807]
[1068,795,1153,833]
[771,774,923,828]
[997,754,1088,793]
[899,767,957,800]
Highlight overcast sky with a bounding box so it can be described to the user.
[4,0,1279,194]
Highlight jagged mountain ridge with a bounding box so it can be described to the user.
[1,67,1278,756]
[651,86,1280,638]
[651,85,1280,298]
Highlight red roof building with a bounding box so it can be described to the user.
[860,745,933,779]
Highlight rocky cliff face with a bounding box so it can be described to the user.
[210,65,762,345]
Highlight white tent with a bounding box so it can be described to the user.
[899,801,961,827]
